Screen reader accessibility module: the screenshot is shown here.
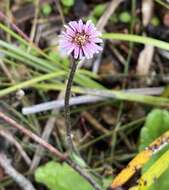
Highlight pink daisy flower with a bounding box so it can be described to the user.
[59,20,103,60]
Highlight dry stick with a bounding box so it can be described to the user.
[0,112,102,190]
[27,0,39,53]
[0,129,31,166]
[82,112,109,134]
[0,152,35,190]
[64,59,78,153]
[29,92,65,171]
[22,95,104,115]
[0,11,48,59]
[22,85,164,114]
[54,0,65,25]
[0,11,30,42]
[0,60,15,84]
[28,0,65,170]
[97,0,125,32]
[0,111,67,160]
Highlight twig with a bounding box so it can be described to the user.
[0,129,31,166]
[96,0,125,32]
[0,11,30,41]
[64,59,78,153]
[0,111,67,160]
[92,42,105,73]
[0,152,35,190]
[29,92,65,171]
[0,112,102,190]
[0,52,14,84]
[54,0,65,25]
[27,0,39,52]
[82,112,109,134]
[0,11,52,61]
[22,87,164,115]
[22,95,104,114]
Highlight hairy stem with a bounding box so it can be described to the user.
[64,60,102,190]
[64,59,78,153]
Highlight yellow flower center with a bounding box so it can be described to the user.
[74,33,88,46]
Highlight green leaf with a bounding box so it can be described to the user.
[139,109,169,151]
[102,176,113,189]
[61,0,74,7]
[139,109,169,190]
[119,12,131,23]
[42,3,52,16]
[129,148,169,190]
[35,161,95,190]
[92,4,106,18]
[150,17,160,27]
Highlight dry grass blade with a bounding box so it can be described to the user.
[136,45,154,75]
[0,129,31,166]
[0,153,35,190]
[142,0,154,26]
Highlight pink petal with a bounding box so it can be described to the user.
[59,20,103,59]
[82,45,92,59]
[90,43,103,52]
[87,24,95,34]
[65,26,76,37]
[69,21,78,31]
[77,19,83,33]
[79,48,83,59]
[89,30,102,37]
[90,37,103,43]
[84,20,92,33]
[61,32,72,41]
[67,44,76,55]
[59,40,72,47]
[74,46,80,59]
[85,22,95,34]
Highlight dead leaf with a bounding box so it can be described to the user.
[136,45,154,75]
[142,0,154,26]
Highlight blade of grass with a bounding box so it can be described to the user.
[0,71,65,97]
[102,33,169,51]
[0,40,57,71]
[29,83,169,107]
[155,0,169,9]
[0,22,60,65]
[0,49,53,72]
[0,40,103,89]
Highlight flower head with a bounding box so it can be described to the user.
[59,20,103,59]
